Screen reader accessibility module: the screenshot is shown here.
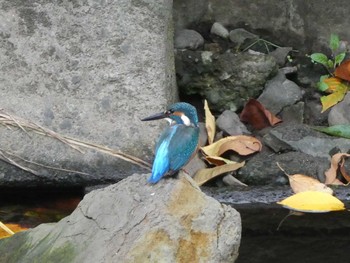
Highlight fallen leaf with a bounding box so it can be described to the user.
[222,174,248,187]
[320,82,348,112]
[193,161,245,186]
[325,153,350,185]
[277,191,345,213]
[335,59,350,82]
[205,156,235,166]
[339,159,350,182]
[0,222,28,239]
[204,100,216,144]
[276,162,333,194]
[312,125,350,139]
[201,135,262,158]
[287,174,333,195]
[240,99,282,130]
[323,77,343,93]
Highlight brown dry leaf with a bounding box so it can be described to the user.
[193,161,245,186]
[325,153,350,185]
[335,59,350,82]
[204,100,216,145]
[339,159,350,182]
[240,99,282,130]
[201,135,262,157]
[288,174,333,194]
[205,156,234,166]
[277,163,333,194]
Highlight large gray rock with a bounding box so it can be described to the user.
[174,0,350,52]
[258,71,303,114]
[0,0,176,186]
[0,173,241,263]
[263,124,350,160]
[237,151,329,185]
[174,29,204,50]
[216,110,250,135]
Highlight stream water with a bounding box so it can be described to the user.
[0,187,83,232]
[234,204,350,263]
[1,186,350,262]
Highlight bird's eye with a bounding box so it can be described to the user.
[165,110,173,115]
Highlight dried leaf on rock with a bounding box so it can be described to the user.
[320,82,348,112]
[277,191,345,213]
[193,161,245,186]
[325,153,350,185]
[204,100,216,144]
[323,77,343,93]
[240,99,282,130]
[201,135,262,159]
[276,162,333,195]
[287,174,333,195]
[335,59,350,82]
[205,156,235,166]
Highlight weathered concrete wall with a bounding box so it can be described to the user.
[0,0,177,186]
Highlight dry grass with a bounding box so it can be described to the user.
[0,109,152,175]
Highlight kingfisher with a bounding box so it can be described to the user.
[141,102,200,184]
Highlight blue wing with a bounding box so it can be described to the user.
[148,125,199,184]
[168,125,199,171]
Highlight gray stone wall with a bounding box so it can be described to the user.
[174,0,350,52]
[0,0,176,186]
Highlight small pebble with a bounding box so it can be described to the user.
[210,22,229,39]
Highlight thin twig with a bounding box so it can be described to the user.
[0,109,152,172]
[0,148,90,175]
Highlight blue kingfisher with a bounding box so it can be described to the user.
[142,102,200,184]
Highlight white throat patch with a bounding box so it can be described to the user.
[181,114,191,126]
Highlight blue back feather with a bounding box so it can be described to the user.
[148,124,199,184]
[148,126,177,183]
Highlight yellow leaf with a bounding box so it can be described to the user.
[193,161,245,186]
[204,100,216,144]
[323,77,343,93]
[277,191,345,213]
[321,82,348,112]
[201,135,262,157]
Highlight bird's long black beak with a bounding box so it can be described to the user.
[141,111,168,121]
